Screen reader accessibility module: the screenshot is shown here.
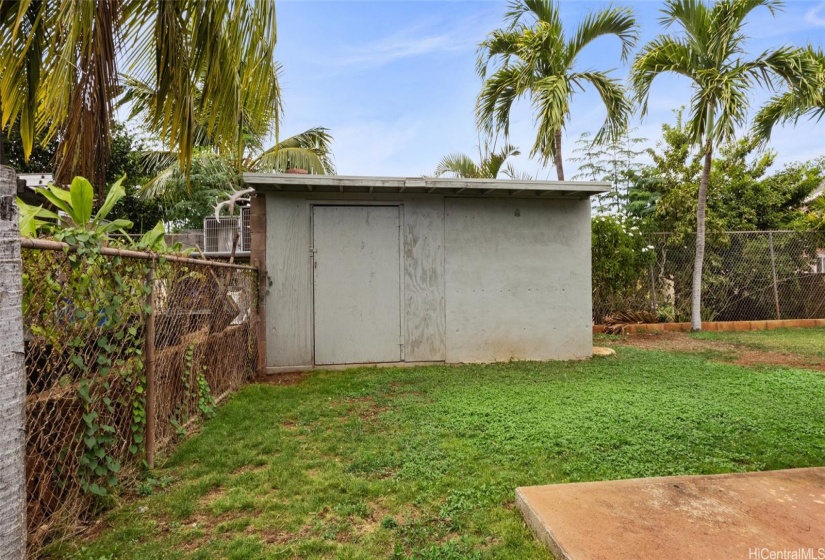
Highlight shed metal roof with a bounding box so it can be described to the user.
[244,173,610,199]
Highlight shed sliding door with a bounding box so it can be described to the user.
[312,206,402,365]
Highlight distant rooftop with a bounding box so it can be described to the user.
[244,173,610,199]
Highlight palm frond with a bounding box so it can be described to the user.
[483,144,521,178]
[570,71,631,146]
[49,0,123,191]
[630,35,698,117]
[529,74,571,164]
[752,45,825,141]
[476,62,531,138]
[505,0,561,29]
[501,162,534,180]
[434,153,482,178]
[0,0,45,159]
[123,0,280,177]
[251,127,335,174]
[566,5,638,63]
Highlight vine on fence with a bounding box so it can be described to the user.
[20,175,257,551]
[56,232,150,497]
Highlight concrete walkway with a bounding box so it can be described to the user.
[517,467,825,560]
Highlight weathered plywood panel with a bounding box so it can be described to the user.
[265,196,312,367]
[313,206,402,364]
[403,199,446,361]
[444,197,592,362]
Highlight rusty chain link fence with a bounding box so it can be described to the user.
[593,230,825,324]
[21,241,257,553]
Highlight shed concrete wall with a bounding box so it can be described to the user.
[444,197,592,362]
[262,192,592,370]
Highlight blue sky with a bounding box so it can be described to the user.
[274,0,825,179]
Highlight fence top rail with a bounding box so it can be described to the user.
[19,237,258,271]
[646,230,821,235]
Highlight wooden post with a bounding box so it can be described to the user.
[144,260,157,469]
[249,193,267,376]
[769,232,781,321]
[0,165,26,558]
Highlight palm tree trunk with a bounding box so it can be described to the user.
[554,130,564,181]
[691,144,713,331]
[0,164,26,558]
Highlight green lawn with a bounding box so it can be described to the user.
[691,327,825,358]
[57,334,825,560]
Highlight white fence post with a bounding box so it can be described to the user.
[0,165,25,558]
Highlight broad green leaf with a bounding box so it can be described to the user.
[138,221,166,250]
[16,198,51,237]
[70,177,94,226]
[99,219,134,234]
[37,187,74,222]
[17,210,40,237]
[95,176,126,223]
[47,184,72,203]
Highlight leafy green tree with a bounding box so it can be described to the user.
[476,0,638,180]
[0,1,280,196]
[0,120,57,172]
[628,115,823,236]
[4,118,165,232]
[801,196,825,231]
[104,122,165,233]
[630,0,809,330]
[572,128,647,213]
[433,144,529,179]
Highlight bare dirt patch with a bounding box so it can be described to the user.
[612,332,825,371]
[334,396,391,422]
[231,463,269,476]
[197,487,226,508]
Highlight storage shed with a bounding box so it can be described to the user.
[244,174,610,373]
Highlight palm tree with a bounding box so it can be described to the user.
[0,165,25,559]
[139,128,335,207]
[476,0,638,181]
[0,1,280,197]
[753,45,824,141]
[630,0,809,331]
[433,144,529,179]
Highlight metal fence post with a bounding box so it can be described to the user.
[0,165,26,558]
[144,260,157,469]
[768,231,781,320]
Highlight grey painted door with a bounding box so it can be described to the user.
[313,206,402,365]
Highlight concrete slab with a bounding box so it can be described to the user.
[517,467,825,560]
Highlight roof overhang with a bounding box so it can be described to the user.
[243,173,611,199]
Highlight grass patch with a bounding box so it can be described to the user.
[54,345,825,559]
[692,327,825,358]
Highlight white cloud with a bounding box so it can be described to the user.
[327,10,495,69]
[805,2,825,27]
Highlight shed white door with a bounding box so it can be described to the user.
[313,206,402,365]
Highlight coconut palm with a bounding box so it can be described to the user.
[476,0,638,181]
[630,0,810,331]
[753,45,825,141]
[433,144,530,179]
[0,1,280,197]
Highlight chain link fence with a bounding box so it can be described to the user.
[593,230,825,324]
[21,241,257,553]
